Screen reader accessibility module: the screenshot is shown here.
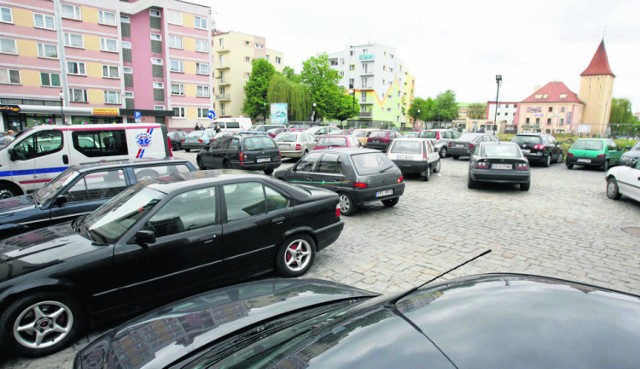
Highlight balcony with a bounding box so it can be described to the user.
[359,111,372,118]
[217,47,230,53]
[360,100,373,105]
[216,79,230,86]
[215,93,231,101]
[361,86,375,91]
[360,71,374,76]
[215,64,230,70]
[359,54,375,62]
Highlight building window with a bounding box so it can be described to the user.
[40,72,61,87]
[169,35,183,49]
[171,83,184,95]
[170,60,184,72]
[220,103,226,116]
[104,90,121,104]
[0,7,13,23]
[547,118,552,124]
[0,68,19,84]
[37,43,57,58]
[196,63,209,75]
[149,9,160,17]
[69,89,87,102]
[275,56,282,64]
[172,106,185,118]
[61,4,81,20]
[548,107,553,112]
[195,39,208,52]
[149,9,161,29]
[168,10,182,25]
[34,13,55,30]
[245,56,250,63]
[535,118,540,124]
[255,43,264,49]
[100,38,118,52]
[349,64,355,71]
[154,105,165,110]
[68,61,86,75]
[121,16,130,24]
[561,107,565,113]
[64,33,84,48]
[102,65,119,78]
[153,82,164,89]
[0,38,17,54]
[98,10,116,26]
[197,85,209,97]
[197,108,208,118]
[525,118,530,123]
[151,58,163,65]
[560,118,564,125]
[195,16,208,29]
[124,91,134,99]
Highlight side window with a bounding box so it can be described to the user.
[66,169,126,201]
[36,130,63,157]
[296,152,322,172]
[317,153,342,174]
[607,140,616,150]
[73,130,127,157]
[134,164,192,181]
[227,138,239,150]
[145,187,216,237]
[12,135,37,161]
[264,185,288,212]
[452,131,461,139]
[442,131,451,139]
[243,137,258,150]
[224,182,266,221]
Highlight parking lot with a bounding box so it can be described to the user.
[3,152,640,369]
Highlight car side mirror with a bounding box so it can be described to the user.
[135,230,156,247]
[8,148,17,161]
[53,195,67,206]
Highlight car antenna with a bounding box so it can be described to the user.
[391,249,491,303]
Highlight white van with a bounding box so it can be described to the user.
[208,117,252,133]
[0,123,170,198]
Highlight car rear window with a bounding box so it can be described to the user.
[571,140,604,150]
[419,131,437,139]
[368,131,386,138]
[483,144,521,157]
[351,152,396,175]
[243,137,277,150]
[275,133,297,143]
[390,140,422,154]
[317,137,347,147]
[512,135,542,144]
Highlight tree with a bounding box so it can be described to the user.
[299,54,342,121]
[281,66,300,83]
[468,103,487,120]
[242,59,276,120]
[267,73,312,121]
[409,97,435,123]
[431,90,458,122]
[609,98,637,124]
[331,90,359,123]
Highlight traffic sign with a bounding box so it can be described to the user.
[134,111,141,119]
[208,109,216,119]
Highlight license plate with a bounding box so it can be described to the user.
[522,149,530,154]
[492,164,512,169]
[279,144,290,149]
[577,158,591,163]
[256,157,271,163]
[456,144,464,148]
[376,189,393,197]
[398,155,412,160]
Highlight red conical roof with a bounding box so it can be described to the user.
[581,40,615,77]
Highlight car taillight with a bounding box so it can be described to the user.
[597,154,605,159]
[167,136,173,157]
[516,163,529,170]
[353,182,368,189]
[335,204,341,218]
[198,139,203,143]
[295,143,301,151]
[436,132,441,140]
[397,175,404,183]
[474,161,490,169]
[567,152,574,157]
[180,139,185,142]
[533,144,545,150]
[239,151,246,165]
[468,143,475,151]
[422,149,427,159]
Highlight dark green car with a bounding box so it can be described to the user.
[566,138,623,171]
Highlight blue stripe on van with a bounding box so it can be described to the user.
[0,166,68,177]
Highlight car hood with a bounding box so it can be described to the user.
[0,223,93,281]
[74,278,377,369]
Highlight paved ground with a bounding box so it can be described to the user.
[3,153,639,368]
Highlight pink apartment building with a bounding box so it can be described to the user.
[0,0,212,131]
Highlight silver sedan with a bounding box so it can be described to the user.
[274,132,317,158]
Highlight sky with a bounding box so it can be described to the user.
[200,0,639,111]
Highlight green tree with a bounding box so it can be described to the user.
[299,53,342,121]
[242,59,276,120]
[282,66,300,82]
[267,73,312,121]
[468,103,487,119]
[409,97,435,123]
[331,90,359,123]
[609,98,637,124]
[431,90,458,121]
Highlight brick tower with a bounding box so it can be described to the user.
[578,40,615,136]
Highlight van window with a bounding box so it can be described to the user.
[224,122,240,129]
[73,130,127,157]
[12,130,63,160]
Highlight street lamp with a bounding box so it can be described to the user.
[348,84,356,129]
[493,75,502,134]
[59,91,64,125]
[311,102,316,123]
[416,109,421,128]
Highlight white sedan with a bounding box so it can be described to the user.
[606,159,640,203]
[274,132,317,158]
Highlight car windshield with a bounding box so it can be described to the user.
[34,168,80,204]
[187,131,205,138]
[571,140,604,150]
[275,133,297,143]
[81,185,163,244]
[390,140,421,154]
[419,131,437,139]
[512,135,542,144]
[631,142,640,151]
[317,137,347,147]
[483,144,521,157]
[459,133,481,141]
[351,152,397,175]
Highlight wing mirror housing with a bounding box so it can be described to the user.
[134,230,156,247]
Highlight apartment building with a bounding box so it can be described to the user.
[328,43,415,129]
[517,81,584,134]
[212,30,284,118]
[0,0,212,131]
[485,101,519,133]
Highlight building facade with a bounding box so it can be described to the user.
[0,0,212,131]
[577,40,615,136]
[516,81,584,133]
[328,43,414,129]
[212,30,284,119]
[485,101,519,133]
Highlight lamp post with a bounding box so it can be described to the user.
[59,91,65,125]
[348,84,356,129]
[493,75,502,134]
[311,102,316,123]
[416,109,421,129]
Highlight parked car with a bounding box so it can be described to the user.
[0,158,196,239]
[468,142,531,191]
[620,141,640,166]
[266,126,289,138]
[511,133,564,167]
[274,132,317,159]
[75,273,640,369]
[418,128,462,158]
[566,138,624,171]
[366,129,402,151]
[167,130,186,151]
[0,170,344,357]
[247,124,286,133]
[402,131,419,138]
[305,126,342,137]
[352,128,380,147]
[313,134,361,150]
[605,157,640,203]
[386,138,441,181]
[196,134,281,175]
[448,133,499,160]
[182,128,217,152]
[276,148,405,216]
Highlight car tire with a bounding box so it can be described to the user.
[556,152,563,163]
[467,176,476,189]
[184,148,191,153]
[606,177,622,200]
[543,155,551,167]
[452,155,459,160]
[421,166,431,181]
[264,168,274,175]
[197,158,206,170]
[520,181,531,191]
[382,197,399,207]
[338,192,357,216]
[433,160,441,173]
[0,292,86,358]
[223,160,232,169]
[275,234,316,277]
[439,147,447,158]
[567,163,574,169]
[0,184,21,199]
[601,160,609,171]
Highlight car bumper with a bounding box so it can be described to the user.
[392,160,429,174]
[182,143,207,150]
[351,183,405,204]
[314,221,345,251]
[235,161,282,171]
[523,151,548,162]
[448,147,472,156]
[566,156,606,167]
[366,143,389,151]
[280,150,305,158]
[470,169,530,184]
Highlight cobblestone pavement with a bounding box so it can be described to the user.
[3,155,639,368]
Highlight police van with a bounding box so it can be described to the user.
[0,123,171,198]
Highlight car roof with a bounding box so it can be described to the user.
[71,157,191,173]
[311,148,381,155]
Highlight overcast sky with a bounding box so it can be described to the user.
[204,0,639,111]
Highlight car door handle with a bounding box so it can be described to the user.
[306,177,313,181]
[272,216,286,224]
[200,235,217,243]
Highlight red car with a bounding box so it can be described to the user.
[366,130,402,151]
[266,127,289,138]
[313,134,361,150]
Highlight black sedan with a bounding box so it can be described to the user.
[468,142,531,190]
[0,158,196,239]
[275,148,405,216]
[448,133,499,159]
[0,170,344,357]
[75,273,640,369]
